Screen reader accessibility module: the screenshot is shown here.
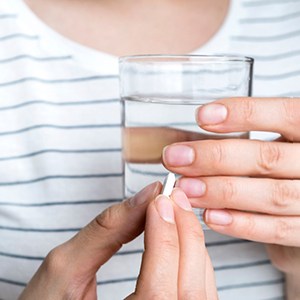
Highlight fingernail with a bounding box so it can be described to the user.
[204,209,233,225]
[163,145,195,167]
[171,188,192,211]
[176,178,206,197]
[196,104,227,125]
[155,195,175,223]
[129,181,161,207]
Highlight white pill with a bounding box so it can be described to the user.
[162,172,176,197]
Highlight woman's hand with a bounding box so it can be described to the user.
[162,97,300,298]
[127,188,218,299]
[19,182,161,300]
[19,182,217,299]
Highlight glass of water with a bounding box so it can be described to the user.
[119,55,253,217]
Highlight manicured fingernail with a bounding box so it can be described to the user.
[155,195,175,223]
[171,188,192,211]
[163,145,195,167]
[196,104,227,125]
[204,209,233,225]
[176,178,206,197]
[129,182,160,207]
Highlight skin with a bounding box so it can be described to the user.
[24,0,229,56]
[19,184,218,300]
[162,97,300,299]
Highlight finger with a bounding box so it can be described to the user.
[204,209,300,247]
[205,251,219,300]
[196,97,300,142]
[274,136,288,142]
[171,188,217,299]
[177,176,300,216]
[163,139,300,178]
[133,195,178,299]
[60,181,162,275]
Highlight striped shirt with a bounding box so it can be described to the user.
[1,0,300,299]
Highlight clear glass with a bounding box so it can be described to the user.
[119,55,253,224]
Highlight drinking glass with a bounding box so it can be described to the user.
[119,55,253,223]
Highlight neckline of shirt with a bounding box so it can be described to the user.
[9,0,239,74]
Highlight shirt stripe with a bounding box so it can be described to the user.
[0,278,26,287]
[0,225,81,232]
[0,98,120,111]
[0,33,39,41]
[0,75,118,88]
[214,260,271,271]
[239,10,300,23]
[217,278,284,291]
[255,69,300,80]
[250,49,300,61]
[0,198,122,207]
[0,54,72,64]
[231,29,300,42]
[242,0,300,7]
[0,124,121,137]
[0,14,17,19]
[0,148,121,162]
[0,173,123,187]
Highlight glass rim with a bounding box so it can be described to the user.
[119,54,254,64]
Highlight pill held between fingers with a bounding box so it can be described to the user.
[162,172,176,197]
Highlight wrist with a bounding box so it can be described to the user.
[286,273,300,300]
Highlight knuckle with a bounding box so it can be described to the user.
[83,205,123,249]
[221,178,236,204]
[94,205,119,233]
[256,142,281,174]
[44,246,68,276]
[80,204,125,252]
[159,236,178,252]
[282,98,297,126]
[281,98,300,141]
[210,142,225,167]
[241,98,256,124]
[243,215,257,238]
[187,225,205,242]
[272,219,290,244]
[270,181,295,212]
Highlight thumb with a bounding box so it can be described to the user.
[19,182,161,300]
[65,181,162,276]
